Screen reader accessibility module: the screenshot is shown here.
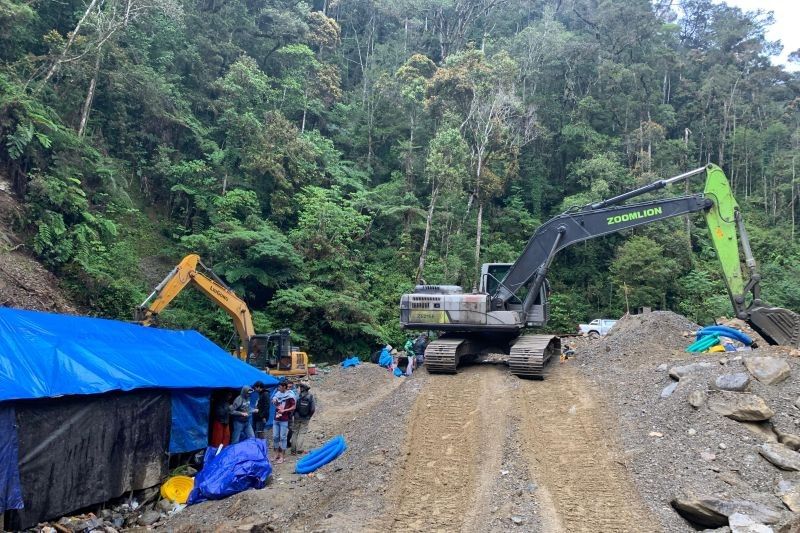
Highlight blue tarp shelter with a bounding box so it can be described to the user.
[0,307,278,528]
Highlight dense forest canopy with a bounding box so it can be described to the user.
[1,0,799,358]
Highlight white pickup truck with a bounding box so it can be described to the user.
[578,318,618,338]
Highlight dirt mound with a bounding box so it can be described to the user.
[603,311,699,353]
[0,190,76,313]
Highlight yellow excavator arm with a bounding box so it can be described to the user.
[135,254,255,359]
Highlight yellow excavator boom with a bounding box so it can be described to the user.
[135,254,255,359]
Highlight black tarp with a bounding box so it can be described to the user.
[7,390,170,529]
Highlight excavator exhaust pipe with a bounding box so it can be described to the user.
[748,306,800,348]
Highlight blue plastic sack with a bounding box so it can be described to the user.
[393,367,403,377]
[341,356,361,368]
[378,348,392,368]
[187,439,272,504]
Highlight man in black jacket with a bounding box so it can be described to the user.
[291,383,316,455]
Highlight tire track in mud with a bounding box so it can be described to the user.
[380,367,495,532]
[516,363,657,532]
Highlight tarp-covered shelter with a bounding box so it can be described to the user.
[0,307,278,529]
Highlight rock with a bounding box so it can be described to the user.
[713,373,752,392]
[759,443,800,471]
[741,422,779,442]
[689,390,708,408]
[708,392,775,422]
[662,382,679,398]
[720,443,728,450]
[670,362,715,380]
[649,431,664,437]
[729,513,775,533]
[510,515,525,525]
[744,357,791,385]
[689,428,698,436]
[657,363,668,372]
[778,434,800,451]
[702,451,717,462]
[671,497,782,528]
[781,486,800,512]
[104,527,119,533]
[138,511,161,527]
[157,499,174,513]
[795,397,800,409]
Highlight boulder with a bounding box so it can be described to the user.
[662,382,679,398]
[689,390,708,408]
[744,357,791,385]
[729,513,775,533]
[759,443,800,471]
[708,392,774,422]
[672,497,782,528]
[713,373,752,392]
[671,362,715,380]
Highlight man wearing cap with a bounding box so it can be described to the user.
[291,383,316,455]
[230,385,257,444]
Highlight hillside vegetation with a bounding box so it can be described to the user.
[1,0,798,357]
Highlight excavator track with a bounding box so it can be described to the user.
[424,338,477,374]
[509,334,560,379]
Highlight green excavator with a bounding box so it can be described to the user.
[399,164,800,378]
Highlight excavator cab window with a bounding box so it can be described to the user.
[482,264,524,305]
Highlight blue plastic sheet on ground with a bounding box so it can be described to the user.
[341,356,361,368]
[0,307,278,401]
[0,405,24,513]
[378,348,392,368]
[170,391,211,453]
[187,439,272,504]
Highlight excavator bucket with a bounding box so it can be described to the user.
[748,306,800,348]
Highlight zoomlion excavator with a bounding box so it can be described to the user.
[135,254,309,377]
[400,164,800,378]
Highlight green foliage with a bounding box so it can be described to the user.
[2,0,799,361]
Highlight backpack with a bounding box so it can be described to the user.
[296,394,314,418]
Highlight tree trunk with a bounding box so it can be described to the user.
[77,51,102,137]
[474,200,483,288]
[416,186,439,283]
[41,0,100,86]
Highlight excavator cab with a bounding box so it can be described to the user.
[248,329,310,377]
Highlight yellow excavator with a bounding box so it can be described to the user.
[134,254,310,377]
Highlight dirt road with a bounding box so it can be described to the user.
[381,363,655,532]
[167,362,657,532]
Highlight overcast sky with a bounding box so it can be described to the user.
[718,0,799,71]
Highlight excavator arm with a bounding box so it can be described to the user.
[493,164,800,347]
[134,254,255,359]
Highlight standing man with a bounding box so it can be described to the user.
[230,386,256,444]
[291,383,316,455]
[252,381,270,440]
[271,381,295,464]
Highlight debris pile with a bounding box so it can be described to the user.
[572,309,800,532]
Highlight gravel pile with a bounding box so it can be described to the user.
[572,310,800,531]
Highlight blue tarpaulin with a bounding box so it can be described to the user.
[0,405,23,513]
[0,307,278,402]
[187,439,272,504]
[170,391,211,453]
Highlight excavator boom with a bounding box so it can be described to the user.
[400,163,800,378]
[135,254,255,359]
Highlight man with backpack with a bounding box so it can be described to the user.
[291,383,316,455]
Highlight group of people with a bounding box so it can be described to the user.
[374,333,429,376]
[210,379,316,464]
